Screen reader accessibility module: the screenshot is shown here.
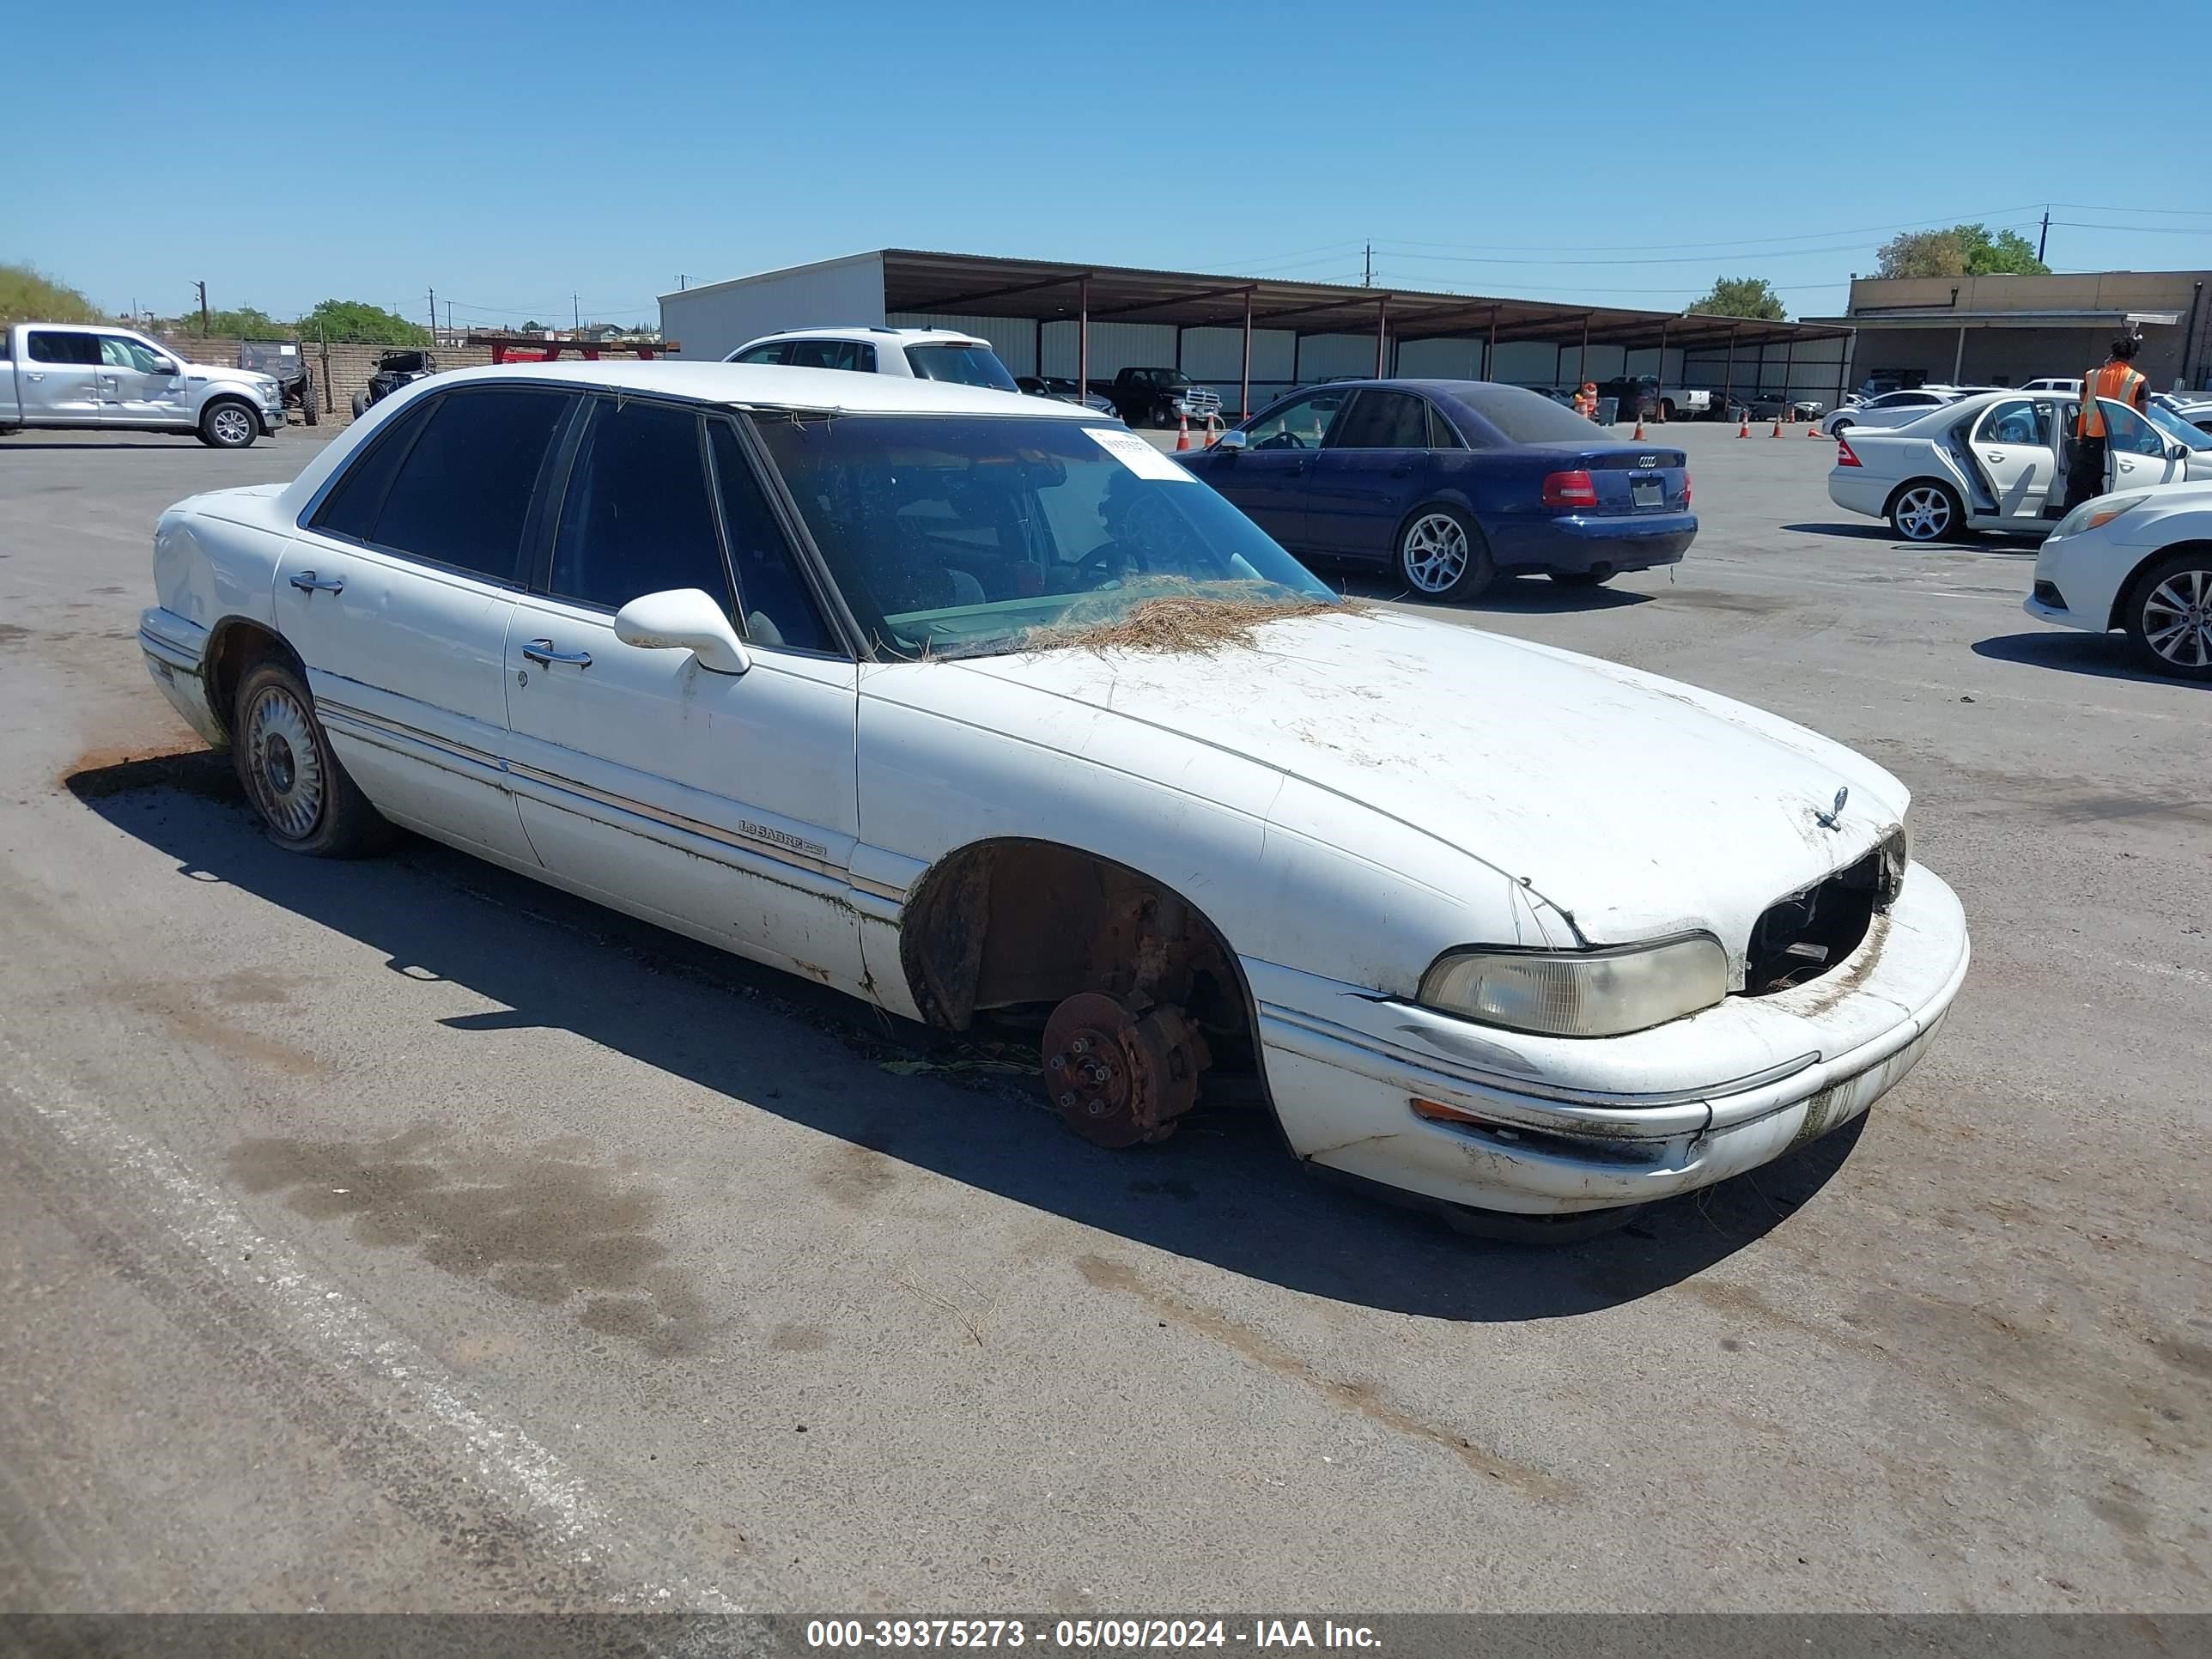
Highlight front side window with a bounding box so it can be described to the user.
[362,386,572,581]
[2145,400,2212,452]
[902,343,1018,392]
[98,334,167,373]
[1332,390,1431,450]
[708,422,831,652]
[751,414,1337,659]
[28,331,100,366]
[2101,400,2168,459]
[1245,390,1349,450]
[550,398,728,611]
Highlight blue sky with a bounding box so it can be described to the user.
[13,1,2210,329]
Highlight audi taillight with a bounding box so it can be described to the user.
[1836,436,1863,467]
[1542,469,1598,508]
[1682,471,1692,507]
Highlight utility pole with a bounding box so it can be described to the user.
[194,281,209,336]
[2038,209,2051,264]
[1362,243,1372,287]
[678,274,687,290]
[445,301,453,334]
[573,293,580,332]
[428,287,437,341]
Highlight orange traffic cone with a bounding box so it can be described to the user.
[1771,418,1784,438]
[1632,417,1647,440]
[1737,416,1751,439]
[1175,414,1191,452]
[1808,422,1825,439]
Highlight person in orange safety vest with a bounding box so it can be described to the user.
[2061,335,2151,514]
[1574,380,1599,421]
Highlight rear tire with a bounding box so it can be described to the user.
[232,659,392,857]
[1887,480,1963,544]
[1394,504,1494,602]
[1829,416,1853,434]
[198,398,258,449]
[2124,550,2212,681]
[351,391,368,420]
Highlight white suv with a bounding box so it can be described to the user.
[724,326,1019,392]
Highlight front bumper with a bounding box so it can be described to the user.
[1248,865,1969,1216]
[138,607,226,748]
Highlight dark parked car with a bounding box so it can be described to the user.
[1015,374,1117,415]
[1102,367,1222,428]
[1176,380,1694,601]
[351,349,437,419]
[1732,389,1826,421]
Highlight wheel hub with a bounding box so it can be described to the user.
[1041,991,1211,1148]
[263,732,295,794]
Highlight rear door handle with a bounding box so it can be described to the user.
[522,638,592,668]
[288,570,344,593]
[1389,464,1412,477]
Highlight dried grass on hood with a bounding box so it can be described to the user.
[1024,578,1364,656]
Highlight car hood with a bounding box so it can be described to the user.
[935,608,1909,963]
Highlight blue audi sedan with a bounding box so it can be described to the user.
[1178,379,1695,601]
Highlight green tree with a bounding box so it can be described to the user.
[296,299,430,345]
[1876,224,2050,279]
[1685,276,1787,320]
[156,304,292,338]
[0,263,105,326]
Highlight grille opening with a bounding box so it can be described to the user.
[1741,849,1888,996]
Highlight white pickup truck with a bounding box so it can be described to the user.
[0,322,287,447]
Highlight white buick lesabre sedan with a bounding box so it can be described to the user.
[138,362,1969,1238]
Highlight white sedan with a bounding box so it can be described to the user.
[1821,387,1962,435]
[1826,389,2212,542]
[2027,481,2212,679]
[137,361,1968,1238]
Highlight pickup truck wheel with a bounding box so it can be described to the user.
[351,391,368,419]
[1395,505,1495,602]
[233,659,391,857]
[199,398,258,449]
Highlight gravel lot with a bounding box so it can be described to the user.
[2,422,2206,1613]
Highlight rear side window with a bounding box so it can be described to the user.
[733,343,788,365]
[549,398,729,611]
[787,338,874,373]
[28,331,100,366]
[708,421,832,652]
[1428,403,1466,448]
[366,386,572,581]
[0,332,9,362]
[1332,390,1430,449]
[311,396,439,543]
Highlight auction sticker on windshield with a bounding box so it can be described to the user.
[1085,426,1196,482]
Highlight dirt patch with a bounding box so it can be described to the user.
[0,623,33,651]
[63,741,231,801]
[1074,1253,1573,1501]
[228,1124,710,1358]
[110,977,330,1079]
[1024,581,1364,656]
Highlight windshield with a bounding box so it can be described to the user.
[750,413,1338,658]
[2145,400,2212,451]
[902,344,1019,392]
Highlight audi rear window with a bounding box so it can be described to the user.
[1450,384,1600,444]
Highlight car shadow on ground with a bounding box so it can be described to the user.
[66,750,1862,1322]
[0,439,216,451]
[1326,569,1653,614]
[1973,629,2203,689]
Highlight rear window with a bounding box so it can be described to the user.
[28,331,101,366]
[1451,384,1598,444]
[903,343,1018,392]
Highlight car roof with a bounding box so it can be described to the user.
[419,358,1083,416]
[737,325,988,347]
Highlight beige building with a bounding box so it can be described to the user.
[1812,270,2210,395]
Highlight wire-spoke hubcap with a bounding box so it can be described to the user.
[2143,567,2212,668]
[1895,487,1951,540]
[245,686,324,841]
[210,407,252,445]
[1401,513,1469,592]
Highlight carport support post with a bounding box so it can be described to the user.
[1723,325,1737,404]
[1239,288,1253,419]
[1486,308,1498,380]
[1375,295,1389,377]
[1078,276,1091,403]
[1579,315,1589,387]
[1953,324,1967,384]
[1783,333,1796,411]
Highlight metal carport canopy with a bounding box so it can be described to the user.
[878,247,1851,404]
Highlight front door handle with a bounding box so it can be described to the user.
[1389,464,1413,477]
[288,570,344,594]
[522,638,592,668]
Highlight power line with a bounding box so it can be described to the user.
[1367,205,2051,258]
[2047,202,2212,218]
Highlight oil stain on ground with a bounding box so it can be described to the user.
[228,1125,708,1358]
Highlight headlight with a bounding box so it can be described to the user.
[1417,935,1728,1039]
[2051,493,2148,539]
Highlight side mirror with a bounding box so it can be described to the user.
[152,359,179,377]
[612,587,751,676]
[1213,428,1249,453]
[2171,441,2193,461]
